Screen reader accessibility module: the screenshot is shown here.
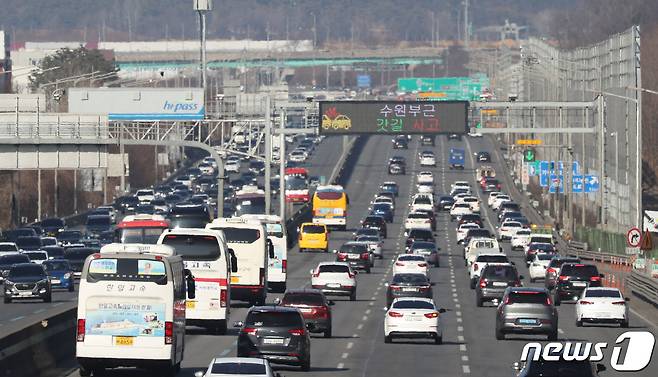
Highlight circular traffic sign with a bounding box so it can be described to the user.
[627,227,642,248]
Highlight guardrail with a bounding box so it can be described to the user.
[626,269,658,308]
[565,240,632,265]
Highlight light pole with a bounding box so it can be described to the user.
[193,0,212,98]
[610,131,620,232]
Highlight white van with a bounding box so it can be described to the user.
[206,218,273,305]
[76,244,194,377]
[241,214,288,293]
[158,228,237,335]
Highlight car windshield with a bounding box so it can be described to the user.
[411,242,435,250]
[356,229,379,237]
[356,236,379,243]
[585,289,622,298]
[483,266,517,279]
[516,230,531,236]
[285,176,307,190]
[536,254,555,261]
[392,274,429,284]
[409,230,433,239]
[476,255,508,263]
[414,197,431,204]
[282,293,324,306]
[245,311,302,327]
[44,261,70,271]
[41,218,65,227]
[25,252,47,260]
[341,244,368,253]
[526,359,595,376]
[87,217,110,226]
[0,255,30,264]
[9,264,45,277]
[392,300,435,310]
[211,363,266,375]
[0,244,18,251]
[302,225,326,234]
[560,264,599,278]
[373,204,390,211]
[318,264,349,273]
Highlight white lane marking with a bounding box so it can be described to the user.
[451,288,457,293]
[357,324,364,330]
[365,309,371,315]
[220,348,231,356]
[34,309,46,314]
[341,352,349,359]
[53,302,63,307]
[457,317,463,323]
[462,365,471,374]
[452,293,458,297]
[10,316,25,322]
[450,279,455,283]
[460,344,467,352]
[630,307,658,328]
[347,342,354,349]
[457,326,464,332]
[362,315,368,321]
[458,335,465,342]
[455,304,461,309]
[461,355,469,361]
[369,301,374,306]
[337,363,345,369]
[456,311,462,317]
[352,333,358,338]
[558,328,564,334]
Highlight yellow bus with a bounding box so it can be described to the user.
[312,185,349,231]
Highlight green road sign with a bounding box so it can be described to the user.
[524,148,536,162]
[397,75,490,101]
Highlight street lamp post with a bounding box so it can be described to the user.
[610,131,620,232]
[193,0,213,98]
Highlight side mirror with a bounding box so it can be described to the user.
[599,273,605,278]
[233,321,244,328]
[438,308,446,313]
[194,371,205,377]
[185,269,196,299]
[274,297,281,305]
[328,300,335,306]
[229,248,238,273]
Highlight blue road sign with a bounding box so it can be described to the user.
[584,175,600,193]
[539,161,550,187]
[548,174,564,193]
[357,75,372,88]
[527,162,538,176]
[572,161,580,175]
[557,161,564,175]
[572,175,584,193]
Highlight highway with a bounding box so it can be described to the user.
[0,136,343,336]
[61,134,657,377]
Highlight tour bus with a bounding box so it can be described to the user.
[234,185,266,216]
[114,214,170,244]
[284,167,310,203]
[312,185,349,230]
[206,217,273,305]
[76,243,195,377]
[241,214,287,293]
[158,228,237,335]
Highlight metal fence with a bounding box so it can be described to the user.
[493,26,642,237]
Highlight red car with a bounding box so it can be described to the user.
[278,289,335,338]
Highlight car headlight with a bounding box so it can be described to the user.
[38,279,49,286]
[63,273,71,279]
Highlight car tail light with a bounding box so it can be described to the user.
[315,306,329,318]
[558,275,569,281]
[479,278,487,288]
[165,321,173,344]
[545,296,552,306]
[388,311,403,318]
[503,296,510,305]
[579,300,594,305]
[513,280,522,287]
[395,262,405,266]
[473,263,479,271]
[289,328,306,336]
[348,272,355,279]
[612,301,626,305]
[361,253,370,260]
[337,252,347,261]
[540,319,553,324]
[259,268,265,286]
[77,319,86,342]
[590,276,601,282]
[312,270,320,278]
[547,267,556,275]
[424,312,439,318]
[242,327,258,335]
[418,263,428,267]
[419,286,431,292]
[282,260,287,273]
[220,289,227,307]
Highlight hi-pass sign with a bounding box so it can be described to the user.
[318,101,469,135]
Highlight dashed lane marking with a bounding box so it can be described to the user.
[347,342,354,349]
[357,324,364,330]
[10,316,25,322]
[460,344,467,352]
[461,355,469,362]
[362,315,368,321]
[457,326,464,332]
[458,335,465,342]
[365,309,371,315]
[337,363,345,369]
[220,348,231,356]
[463,365,471,374]
[341,353,349,359]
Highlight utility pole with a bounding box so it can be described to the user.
[194,0,212,96]
[265,97,272,214]
[279,111,286,222]
[464,0,470,48]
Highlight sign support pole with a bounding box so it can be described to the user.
[279,110,286,222]
[264,97,272,215]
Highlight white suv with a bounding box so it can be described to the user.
[497,221,523,241]
[135,189,155,203]
[450,202,472,221]
[405,212,433,233]
[468,253,512,288]
[419,152,436,167]
[410,194,434,212]
[417,171,434,184]
[458,196,480,213]
[310,262,357,301]
[456,223,480,244]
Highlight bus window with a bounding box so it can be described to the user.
[160,234,221,260]
[87,258,167,284]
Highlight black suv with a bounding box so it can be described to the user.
[236,306,311,371]
[421,135,435,146]
[361,215,387,238]
[553,263,603,305]
[392,136,408,149]
[405,228,435,250]
[544,256,581,290]
[63,247,97,278]
[4,263,52,303]
[386,273,433,307]
[476,264,523,307]
[0,253,31,284]
[388,160,406,175]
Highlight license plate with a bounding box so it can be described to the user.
[327,283,341,288]
[299,308,313,313]
[518,318,538,325]
[186,301,196,309]
[51,279,61,284]
[348,254,360,260]
[262,338,285,345]
[402,287,418,292]
[405,316,422,321]
[572,282,587,287]
[231,276,240,284]
[19,292,33,296]
[493,282,508,287]
[115,336,134,346]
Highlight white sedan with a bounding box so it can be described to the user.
[450,202,472,221]
[497,221,523,241]
[195,357,277,377]
[487,191,502,207]
[528,253,555,282]
[405,212,433,232]
[224,160,241,173]
[419,153,436,167]
[417,171,434,184]
[491,195,511,210]
[575,287,629,327]
[511,229,531,250]
[384,297,445,344]
[393,254,429,276]
[456,223,480,244]
[451,181,471,191]
[459,196,480,213]
[416,182,434,194]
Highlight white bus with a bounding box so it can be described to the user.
[241,214,288,293]
[206,218,273,305]
[157,228,237,335]
[76,244,195,377]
